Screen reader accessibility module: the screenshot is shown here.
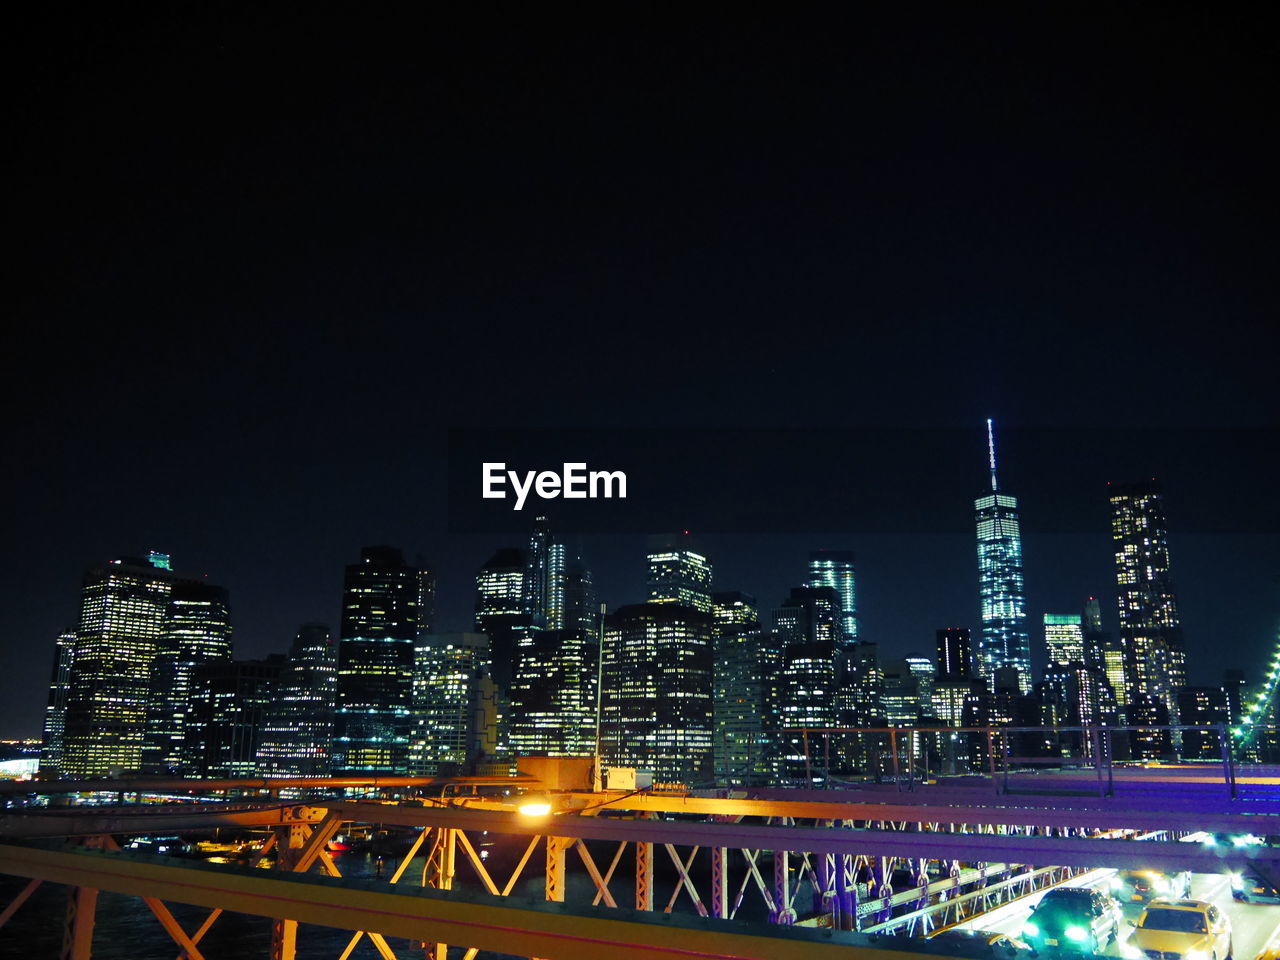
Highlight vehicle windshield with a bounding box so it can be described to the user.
[1141,909,1206,933]
[1033,895,1090,926]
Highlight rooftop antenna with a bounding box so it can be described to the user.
[986,418,999,492]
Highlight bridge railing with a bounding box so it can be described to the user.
[721,724,1278,801]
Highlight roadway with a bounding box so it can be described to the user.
[949,870,1280,959]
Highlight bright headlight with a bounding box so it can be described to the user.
[1230,873,1244,889]
[1023,922,1040,938]
[1154,878,1170,892]
[1066,926,1088,941]
[1186,950,1208,960]
[1111,877,1123,890]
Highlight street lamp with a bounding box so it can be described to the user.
[517,793,552,817]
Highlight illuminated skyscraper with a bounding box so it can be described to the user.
[38,631,75,776]
[1108,480,1188,733]
[257,624,338,777]
[647,535,713,613]
[881,659,922,727]
[711,592,774,783]
[509,539,598,758]
[474,547,529,695]
[936,628,973,680]
[415,633,500,774]
[602,603,714,781]
[975,420,1031,694]
[142,581,233,774]
[1043,613,1085,666]
[904,655,935,717]
[61,554,178,777]
[523,516,552,630]
[772,586,844,777]
[806,550,857,640]
[333,546,433,775]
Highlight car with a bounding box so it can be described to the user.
[1022,887,1123,954]
[1228,871,1280,904]
[927,929,1028,956]
[1205,833,1265,849]
[1127,899,1232,960]
[1111,870,1193,903]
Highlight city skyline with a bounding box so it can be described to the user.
[19,441,1271,750]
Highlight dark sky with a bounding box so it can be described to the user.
[4,10,1277,736]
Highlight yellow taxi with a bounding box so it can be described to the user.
[1128,899,1233,960]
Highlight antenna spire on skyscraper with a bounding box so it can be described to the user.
[986,418,999,492]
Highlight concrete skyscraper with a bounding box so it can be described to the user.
[974,420,1031,694]
[333,546,433,774]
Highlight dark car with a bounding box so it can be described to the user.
[1111,870,1192,903]
[1230,870,1280,904]
[1022,887,1122,955]
[928,929,1027,956]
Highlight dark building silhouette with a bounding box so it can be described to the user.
[1177,686,1231,760]
[190,656,284,777]
[38,631,75,776]
[936,628,974,681]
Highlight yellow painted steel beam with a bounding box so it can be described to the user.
[0,843,927,960]
[0,803,326,839]
[0,774,536,796]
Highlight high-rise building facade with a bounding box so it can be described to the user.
[711,592,774,783]
[333,546,432,774]
[189,656,284,777]
[38,631,75,776]
[414,633,500,774]
[257,623,338,777]
[936,628,973,680]
[510,525,599,757]
[975,421,1031,694]
[646,537,713,613]
[142,581,233,774]
[881,659,922,727]
[1109,480,1188,742]
[904,655,935,718]
[771,586,846,777]
[60,555,178,778]
[1044,613,1085,666]
[806,550,857,640]
[602,603,714,782]
[1176,686,1230,760]
[473,547,529,696]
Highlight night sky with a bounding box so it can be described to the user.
[5,10,1277,736]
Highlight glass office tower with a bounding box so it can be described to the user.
[333,546,432,774]
[806,550,857,640]
[975,420,1030,694]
